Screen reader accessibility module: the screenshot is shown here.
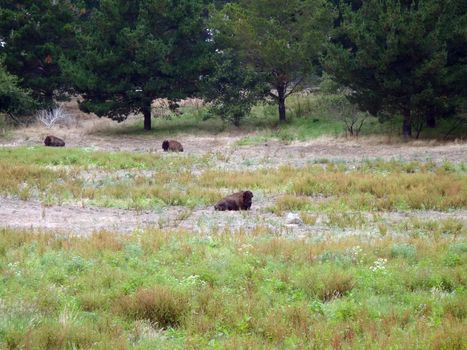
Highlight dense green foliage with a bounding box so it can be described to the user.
[0,59,34,118]
[324,0,467,138]
[211,0,334,122]
[0,0,465,133]
[202,50,269,126]
[61,0,211,130]
[0,0,76,109]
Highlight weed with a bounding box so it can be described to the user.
[114,286,188,328]
[295,267,355,301]
[268,195,311,215]
[300,212,318,225]
[327,212,367,229]
[391,243,417,262]
[0,227,465,348]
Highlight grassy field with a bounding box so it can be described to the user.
[1,147,466,211]
[1,227,466,349]
[0,100,467,350]
[0,122,466,348]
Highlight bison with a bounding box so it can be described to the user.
[162,140,183,152]
[214,191,253,211]
[44,135,65,147]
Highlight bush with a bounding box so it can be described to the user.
[391,244,417,262]
[296,268,355,302]
[114,286,189,327]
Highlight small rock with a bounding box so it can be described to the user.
[285,213,303,225]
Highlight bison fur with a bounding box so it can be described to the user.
[44,135,65,147]
[162,140,184,152]
[214,191,253,211]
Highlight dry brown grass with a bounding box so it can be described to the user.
[300,211,318,225]
[268,194,312,215]
[293,267,356,302]
[114,286,189,328]
[200,165,466,210]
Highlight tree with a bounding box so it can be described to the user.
[0,59,34,121]
[63,0,211,130]
[437,0,466,130]
[211,0,334,122]
[203,49,268,126]
[323,0,465,138]
[0,0,77,109]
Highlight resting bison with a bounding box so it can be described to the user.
[162,140,183,152]
[214,191,253,211]
[44,135,65,147]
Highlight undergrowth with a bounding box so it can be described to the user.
[1,148,465,211]
[0,227,465,349]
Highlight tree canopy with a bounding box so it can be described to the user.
[62,0,211,130]
[0,0,464,135]
[323,0,466,138]
[202,49,269,126]
[211,0,334,122]
[0,0,77,109]
[0,58,34,119]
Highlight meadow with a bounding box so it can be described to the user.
[1,227,465,349]
[0,94,466,349]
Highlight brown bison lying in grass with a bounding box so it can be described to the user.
[214,191,253,211]
[44,135,65,147]
[162,140,183,152]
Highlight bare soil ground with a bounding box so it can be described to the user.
[1,113,466,235]
[2,197,466,238]
[2,115,466,166]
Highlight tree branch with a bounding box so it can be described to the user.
[7,112,25,125]
[285,77,304,98]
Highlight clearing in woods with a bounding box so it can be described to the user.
[0,114,466,349]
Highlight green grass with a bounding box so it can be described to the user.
[90,94,358,141]
[98,106,229,137]
[0,227,465,349]
[86,93,466,144]
[0,146,210,170]
[0,143,465,349]
[1,148,465,211]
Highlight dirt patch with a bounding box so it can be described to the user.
[0,197,183,235]
[1,197,465,238]
[1,118,466,236]
[1,116,466,167]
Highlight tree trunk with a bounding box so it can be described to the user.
[426,114,436,128]
[143,103,151,131]
[402,110,412,139]
[277,85,286,122]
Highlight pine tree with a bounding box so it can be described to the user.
[202,49,269,126]
[0,0,77,109]
[211,0,334,122]
[63,0,211,130]
[324,0,465,138]
[0,59,34,119]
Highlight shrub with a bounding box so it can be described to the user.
[296,268,355,302]
[391,244,417,262]
[114,286,188,327]
[35,106,72,128]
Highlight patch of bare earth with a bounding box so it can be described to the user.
[1,197,465,238]
[1,116,466,166]
[0,108,466,236]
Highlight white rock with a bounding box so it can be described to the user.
[285,213,303,225]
